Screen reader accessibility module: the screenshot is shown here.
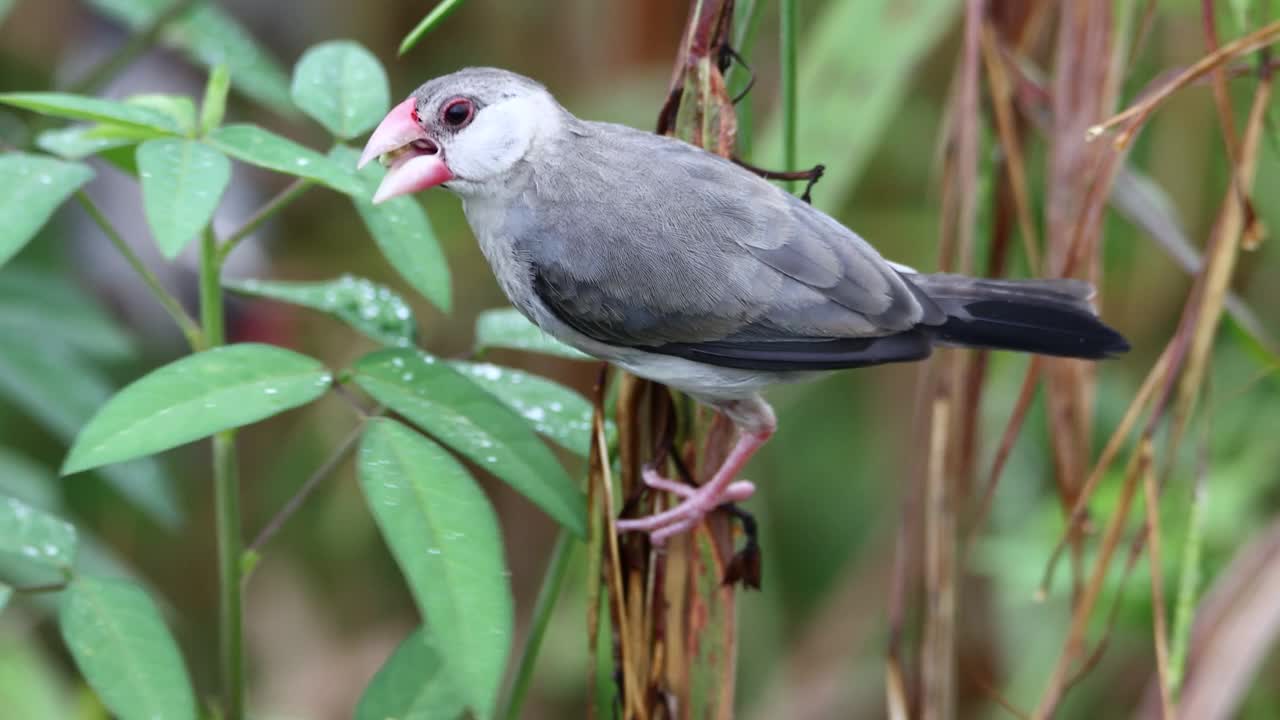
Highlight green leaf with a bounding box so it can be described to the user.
[291,41,390,140]
[63,343,333,475]
[330,145,451,312]
[355,626,467,720]
[0,335,180,527]
[207,124,364,196]
[0,495,77,571]
[354,349,586,537]
[126,94,196,136]
[359,419,512,718]
[755,0,958,206]
[200,65,231,135]
[36,126,134,160]
[451,361,594,457]
[85,0,293,115]
[0,92,180,135]
[227,275,417,347]
[0,153,94,267]
[0,582,11,613]
[399,0,467,55]
[474,307,590,360]
[60,577,197,720]
[35,126,139,174]
[137,139,231,258]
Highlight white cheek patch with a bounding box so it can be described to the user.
[447,94,556,182]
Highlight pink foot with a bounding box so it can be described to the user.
[616,423,774,544]
[616,473,756,543]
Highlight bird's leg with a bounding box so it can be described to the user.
[617,396,775,544]
[729,158,827,203]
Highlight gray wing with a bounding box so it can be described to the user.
[517,123,941,369]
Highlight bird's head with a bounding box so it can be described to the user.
[358,67,560,203]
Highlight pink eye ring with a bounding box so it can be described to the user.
[441,97,474,128]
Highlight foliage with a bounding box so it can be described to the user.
[0,16,590,718]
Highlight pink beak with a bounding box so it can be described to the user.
[359,97,454,204]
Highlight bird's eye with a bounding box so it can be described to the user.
[441,98,474,128]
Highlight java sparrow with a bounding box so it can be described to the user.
[359,68,1129,543]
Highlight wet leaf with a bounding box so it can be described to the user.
[359,419,511,719]
[0,92,180,135]
[208,124,364,196]
[0,495,76,572]
[353,349,586,537]
[60,577,196,720]
[137,139,231,258]
[291,41,389,139]
[355,626,466,720]
[227,275,417,347]
[451,361,595,456]
[63,343,333,474]
[35,126,134,160]
[474,307,590,360]
[330,145,451,312]
[0,153,94,267]
[126,94,196,136]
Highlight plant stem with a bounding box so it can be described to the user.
[245,417,371,558]
[201,228,244,719]
[499,529,576,720]
[75,192,204,349]
[65,0,199,96]
[779,0,798,191]
[217,178,312,263]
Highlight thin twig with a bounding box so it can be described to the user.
[1089,18,1280,147]
[75,192,204,348]
[245,418,371,556]
[216,178,312,263]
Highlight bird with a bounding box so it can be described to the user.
[358,67,1130,544]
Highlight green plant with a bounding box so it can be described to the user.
[0,15,591,720]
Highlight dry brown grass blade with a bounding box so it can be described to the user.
[1089,18,1280,148]
[1038,345,1171,596]
[1041,5,1118,592]
[918,1,986,716]
[922,394,956,720]
[1200,1,1265,252]
[592,381,646,717]
[887,656,911,720]
[1168,50,1274,478]
[1032,439,1151,718]
[980,22,1042,274]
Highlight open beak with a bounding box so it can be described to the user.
[359,97,454,204]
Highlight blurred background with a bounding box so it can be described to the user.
[1,0,1278,718]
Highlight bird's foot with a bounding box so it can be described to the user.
[616,468,756,544]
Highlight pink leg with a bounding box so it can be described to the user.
[616,423,773,543]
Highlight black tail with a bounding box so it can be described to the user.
[913,274,1130,359]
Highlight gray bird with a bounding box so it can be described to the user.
[359,68,1129,543]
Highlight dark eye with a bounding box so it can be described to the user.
[441,98,474,128]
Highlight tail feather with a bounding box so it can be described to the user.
[912,274,1130,359]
